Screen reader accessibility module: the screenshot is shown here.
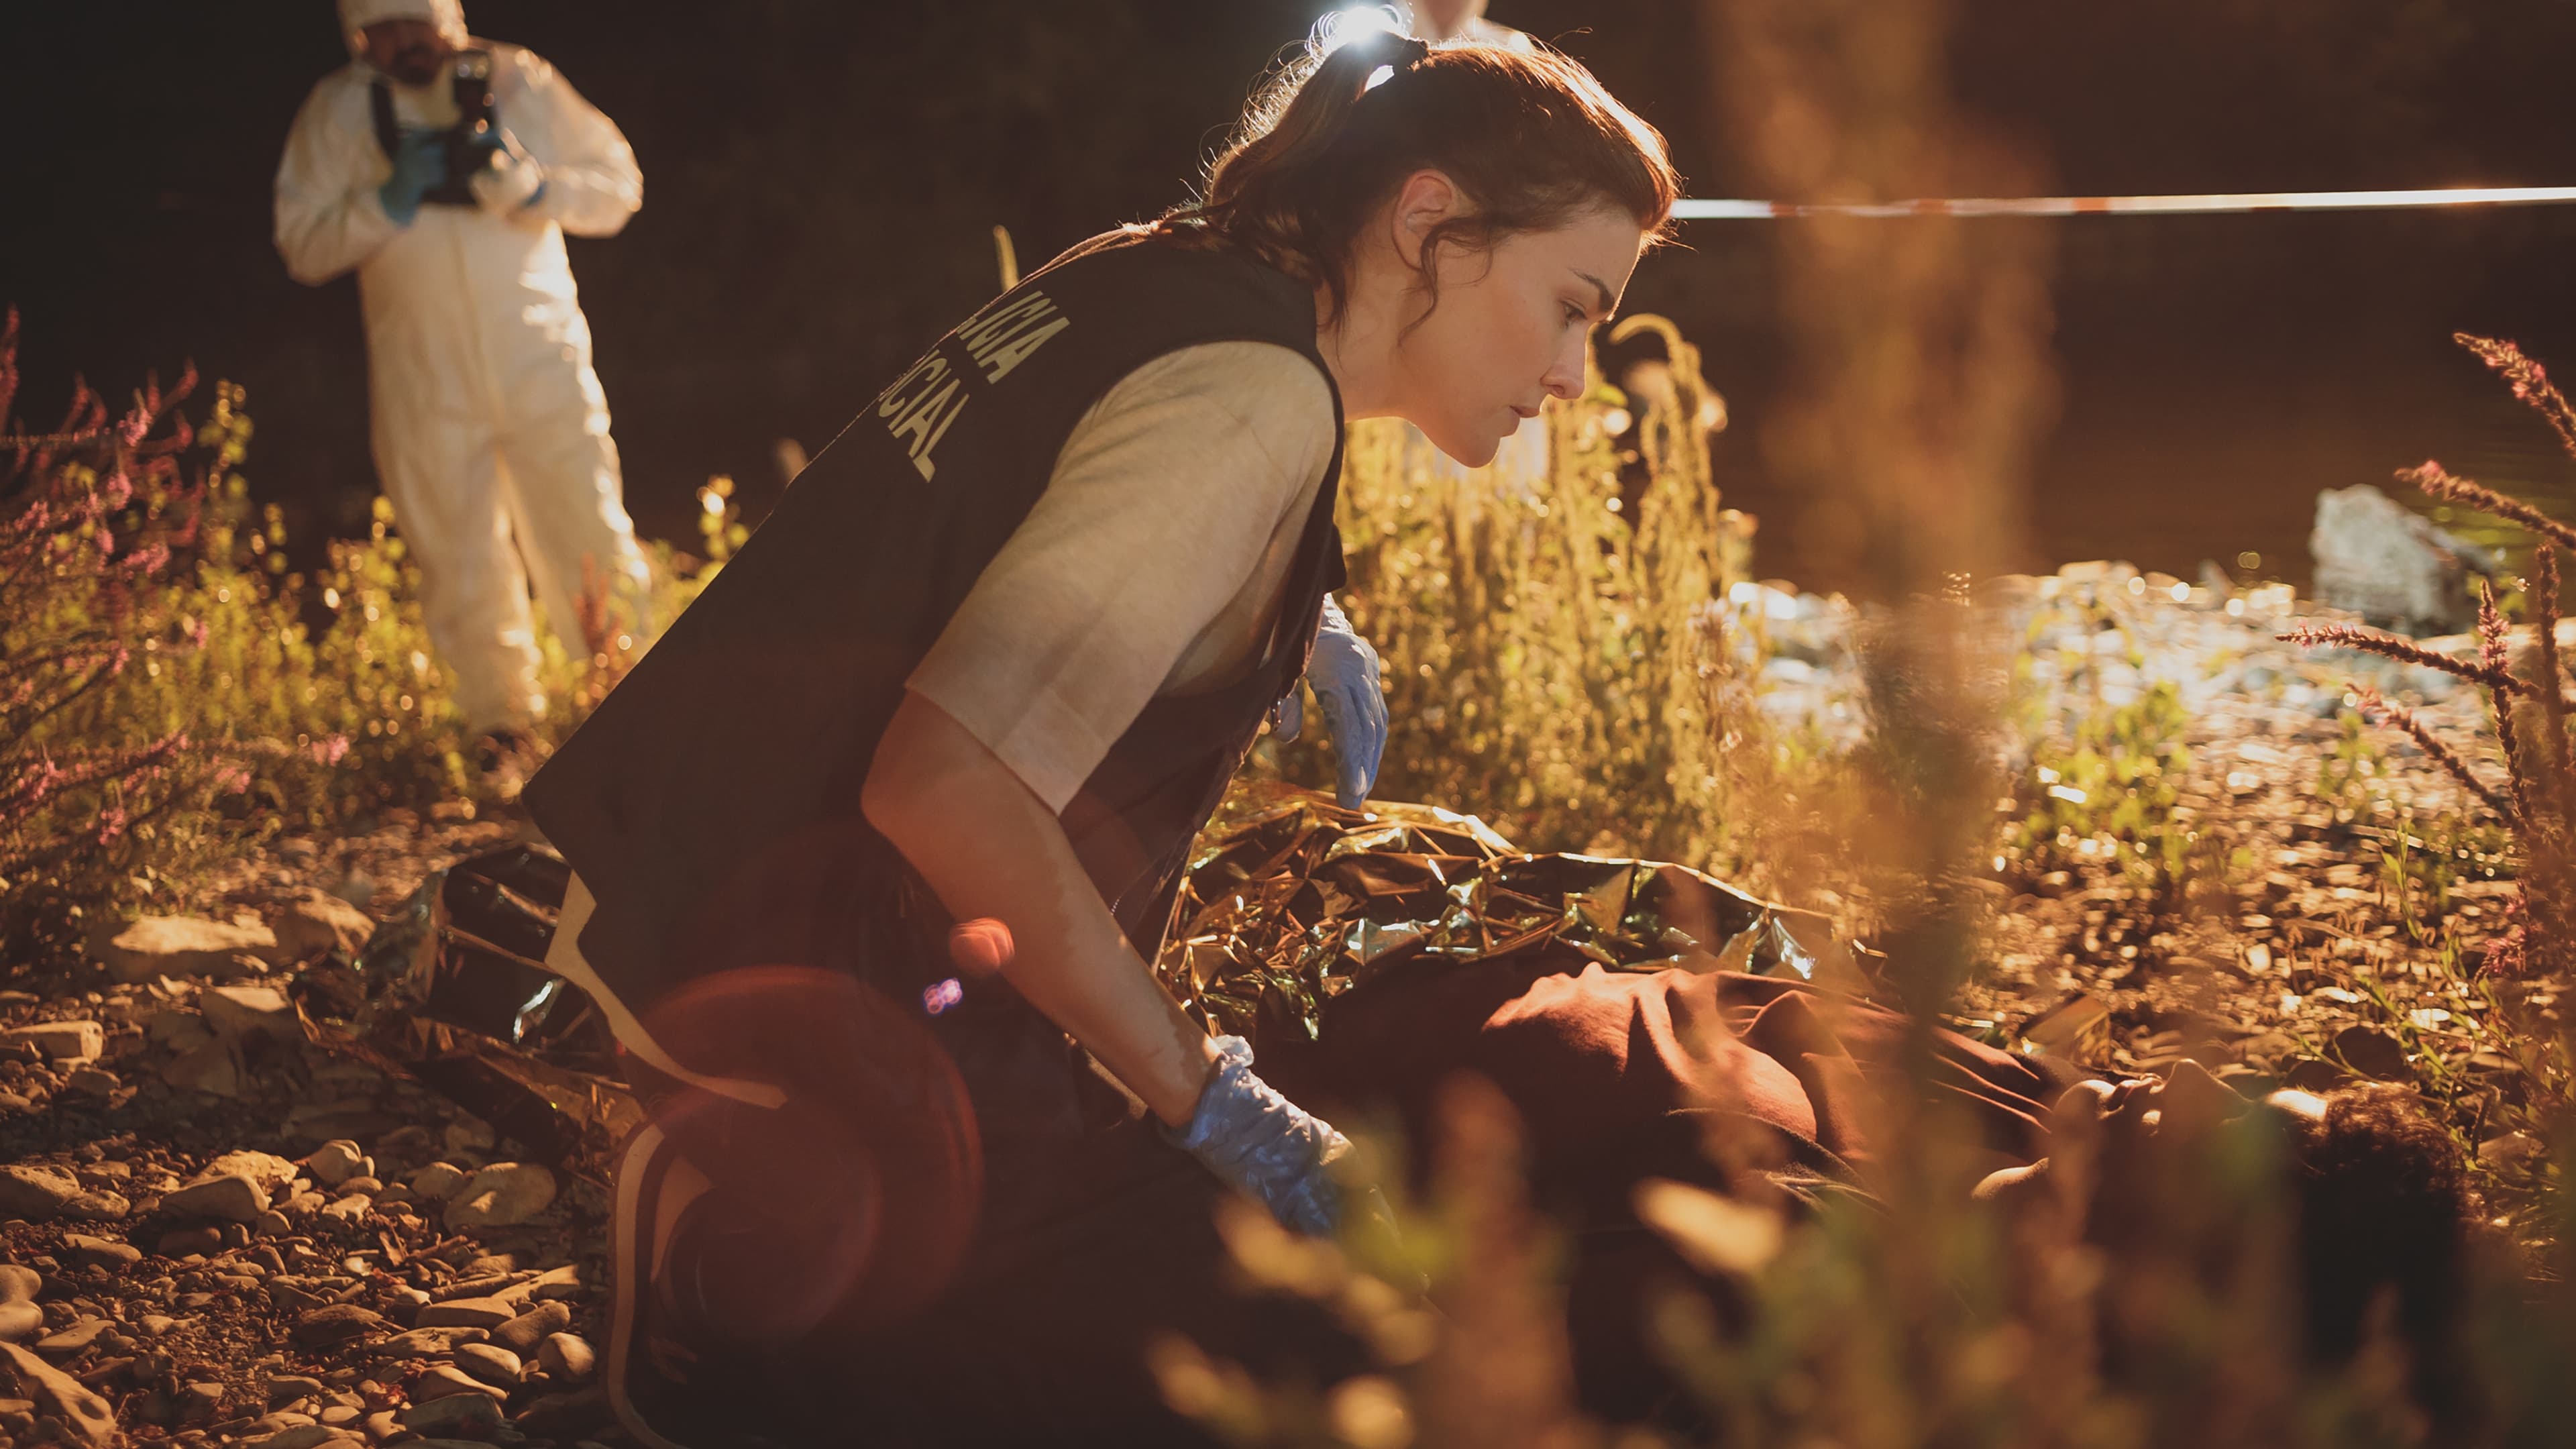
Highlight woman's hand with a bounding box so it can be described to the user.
[1165,1035,1353,1237]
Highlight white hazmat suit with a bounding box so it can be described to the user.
[275,0,653,737]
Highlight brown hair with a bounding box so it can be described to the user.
[1157,23,1682,323]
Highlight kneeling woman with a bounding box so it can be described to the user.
[524,26,1678,1446]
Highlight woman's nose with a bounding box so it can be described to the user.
[1542,335,1587,399]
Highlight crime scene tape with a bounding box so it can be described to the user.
[1673,184,2576,220]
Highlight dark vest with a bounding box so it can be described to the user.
[522,231,1346,1041]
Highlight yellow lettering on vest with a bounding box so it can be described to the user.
[875,352,949,420]
[956,292,1053,353]
[973,316,1069,383]
[890,378,966,480]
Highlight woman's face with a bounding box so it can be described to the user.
[1396,203,1648,468]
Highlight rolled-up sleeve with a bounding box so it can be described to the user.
[906,341,1335,814]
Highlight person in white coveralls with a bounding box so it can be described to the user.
[274,0,655,777]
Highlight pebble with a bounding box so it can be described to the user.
[491,1299,570,1354]
[155,1225,224,1258]
[302,1142,366,1188]
[0,1022,103,1064]
[268,1373,327,1403]
[408,1362,506,1404]
[33,1318,111,1355]
[60,1067,118,1097]
[244,1426,361,1449]
[398,1387,504,1438]
[368,1325,488,1360]
[0,1166,78,1222]
[320,1193,372,1225]
[290,1304,385,1348]
[199,985,303,1043]
[414,1296,516,1331]
[99,915,279,981]
[60,1189,127,1221]
[407,1163,468,1203]
[165,1173,268,1224]
[451,1341,521,1387]
[443,1161,557,1229]
[538,1332,596,1382]
[55,1235,136,1271]
[138,1315,176,1337]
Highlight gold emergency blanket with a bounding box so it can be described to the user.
[1154,781,1859,1046]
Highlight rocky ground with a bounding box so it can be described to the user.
[0,561,2555,1448]
[0,808,620,1449]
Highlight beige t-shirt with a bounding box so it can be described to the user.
[905,340,1338,814]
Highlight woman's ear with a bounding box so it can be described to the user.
[1387,168,1463,270]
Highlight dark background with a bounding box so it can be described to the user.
[4,0,2573,595]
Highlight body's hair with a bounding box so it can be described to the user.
[1154,24,1680,322]
[2284,1085,2474,1397]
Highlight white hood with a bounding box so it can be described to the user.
[337,0,467,54]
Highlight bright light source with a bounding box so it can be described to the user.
[2169,582,2190,602]
[1319,5,1405,55]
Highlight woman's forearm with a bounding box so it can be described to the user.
[861,690,1219,1126]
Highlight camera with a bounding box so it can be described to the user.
[420,49,498,207]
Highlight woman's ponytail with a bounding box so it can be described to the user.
[1158,19,1677,322]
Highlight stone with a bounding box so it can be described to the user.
[406,1163,468,1203]
[160,1173,266,1224]
[198,985,303,1045]
[290,1304,384,1348]
[0,1165,79,1222]
[490,1299,570,1354]
[245,1426,360,1449]
[397,1387,504,1437]
[408,1364,506,1405]
[182,1380,225,1419]
[500,1263,581,1310]
[138,1316,176,1338]
[443,1163,555,1230]
[60,1067,119,1097]
[101,914,282,981]
[266,1374,327,1403]
[2308,482,2495,634]
[360,1408,398,1442]
[367,1326,488,1361]
[154,1226,223,1258]
[319,1194,372,1226]
[0,1341,120,1448]
[32,1318,111,1355]
[537,1332,595,1383]
[0,1022,102,1064]
[58,1235,138,1270]
[274,890,376,964]
[303,1142,365,1189]
[413,1297,515,1332]
[144,1008,213,1051]
[451,1342,521,1387]
[255,1210,293,1238]
[159,1038,244,1098]
[61,1191,127,1222]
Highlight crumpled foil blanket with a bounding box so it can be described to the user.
[1153,780,1863,1046]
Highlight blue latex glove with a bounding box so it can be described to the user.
[1165,1036,1352,1237]
[377,130,447,226]
[1272,594,1386,809]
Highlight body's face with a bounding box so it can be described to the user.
[1394,199,1646,467]
[362,19,452,87]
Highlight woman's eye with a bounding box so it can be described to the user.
[1563,303,1589,325]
